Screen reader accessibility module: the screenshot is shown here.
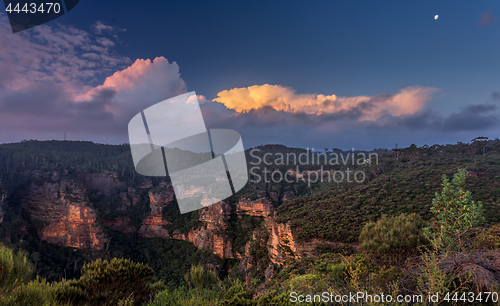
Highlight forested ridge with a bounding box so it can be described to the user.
[0,138,499,305]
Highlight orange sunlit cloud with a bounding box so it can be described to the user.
[214,84,439,121]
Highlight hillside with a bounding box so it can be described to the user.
[0,139,499,305]
[277,139,500,243]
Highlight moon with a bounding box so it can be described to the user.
[434,15,439,20]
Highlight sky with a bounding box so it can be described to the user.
[0,0,499,150]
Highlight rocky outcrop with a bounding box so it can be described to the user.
[22,177,107,250]
[265,215,358,265]
[236,198,273,217]
[76,172,122,196]
[9,168,322,268]
[265,216,300,264]
[138,185,175,238]
[171,202,234,258]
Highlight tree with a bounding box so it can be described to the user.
[419,169,495,294]
[429,168,485,251]
[359,213,428,265]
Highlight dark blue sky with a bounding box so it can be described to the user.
[0,1,499,149]
[64,0,499,100]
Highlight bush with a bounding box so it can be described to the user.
[51,279,86,305]
[431,169,485,233]
[0,244,33,299]
[0,277,61,306]
[183,264,219,290]
[150,287,221,306]
[359,213,428,264]
[430,168,485,251]
[57,258,154,306]
[474,224,500,250]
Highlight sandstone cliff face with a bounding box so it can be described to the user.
[153,195,316,264]
[21,173,107,250]
[138,185,175,238]
[235,197,335,267]
[76,172,122,196]
[171,202,234,258]
[134,184,236,259]
[236,198,273,217]
[235,198,302,264]
[12,168,317,269]
[265,217,300,264]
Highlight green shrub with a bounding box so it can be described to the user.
[431,169,485,234]
[359,213,428,264]
[0,244,33,299]
[150,287,221,306]
[80,258,154,305]
[473,224,500,250]
[183,264,218,290]
[56,258,154,306]
[51,279,86,305]
[429,168,485,251]
[0,277,61,306]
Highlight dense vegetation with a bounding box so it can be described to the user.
[0,139,500,305]
[277,139,500,243]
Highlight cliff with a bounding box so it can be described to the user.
[170,201,234,258]
[6,169,312,270]
[21,172,107,250]
[76,172,122,196]
[236,198,273,217]
[138,185,175,238]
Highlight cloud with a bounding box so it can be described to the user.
[0,56,187,143]
[0,15,130,89]
[75,57,187,116]
[96,37,115,47]
[0,15,187,143]
[0,16,497,149]
[213,84,439,121]
[202,86,500,149]
[479,10,497,27]
[492,91,500,101]
[366,103,499,132]
[91,21,125,35]
[206,85,499,134]
[442,104,498,131]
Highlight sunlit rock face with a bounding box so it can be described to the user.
[236,198,274,217]
[21,172,107,250]
[169,201,234,259]
[10,169,311,271]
